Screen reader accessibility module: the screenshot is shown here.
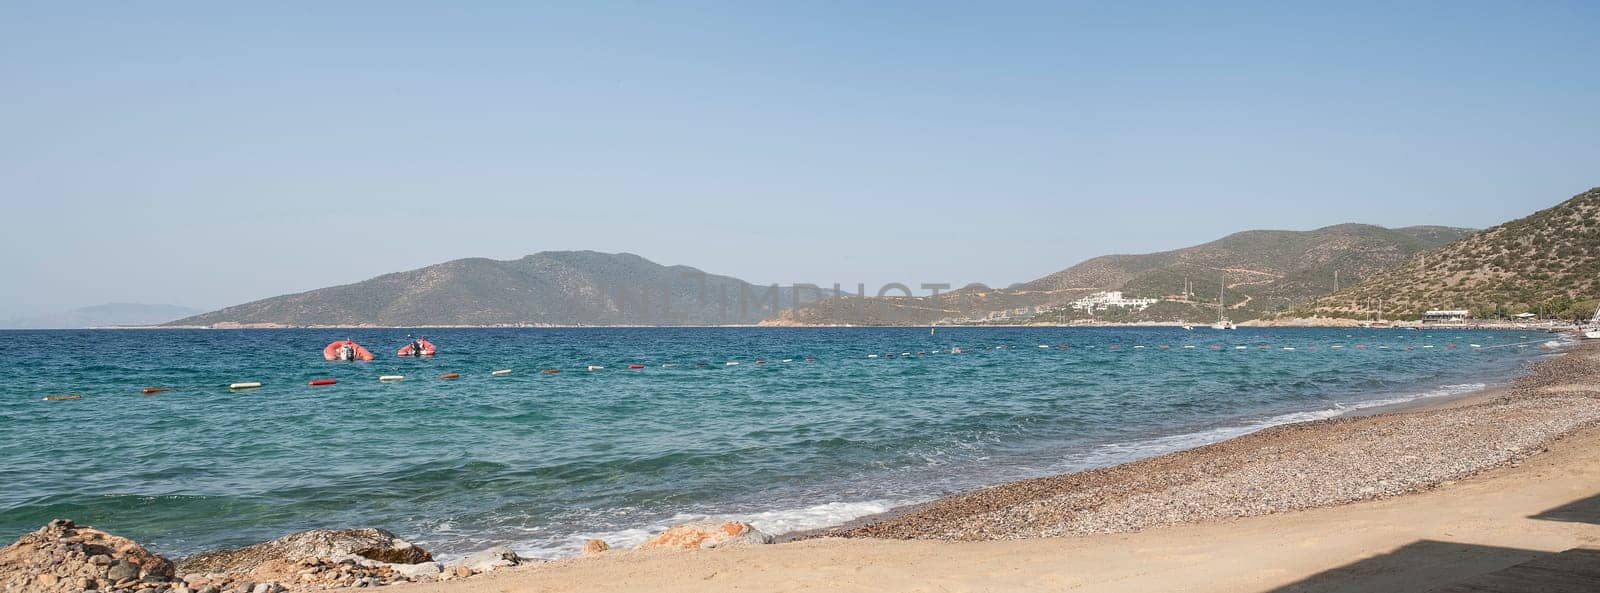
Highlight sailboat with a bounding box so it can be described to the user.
[1211,279,1237,330]
[1584,306,1600,339]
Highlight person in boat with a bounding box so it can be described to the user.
[412,337,426,356]
[337,340,355,361]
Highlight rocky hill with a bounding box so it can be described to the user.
[172,251,824,327]
[768,224,1473,325]
[1302,187,1600,320]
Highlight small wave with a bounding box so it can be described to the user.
[507,499,898,559]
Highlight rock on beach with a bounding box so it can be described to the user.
[639,521,773,550]
[176,528,432,574]
[0,519,176,593]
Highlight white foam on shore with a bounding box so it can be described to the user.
[1070,383,1487,470]
[499,382,1496,560]
[509,499,899,560]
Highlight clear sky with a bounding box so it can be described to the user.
[3,1,1597,317]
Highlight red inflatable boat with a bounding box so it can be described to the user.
[323,339,375,361]
[397,338,437,357]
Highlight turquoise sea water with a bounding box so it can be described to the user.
[0,327,1559,559]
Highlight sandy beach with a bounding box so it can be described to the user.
[360,339,1600,593]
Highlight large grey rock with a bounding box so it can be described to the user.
[450,546,522,574]
[176,528,432,574]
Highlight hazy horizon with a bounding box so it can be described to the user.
[4,2,1597,318]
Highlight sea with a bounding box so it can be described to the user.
[0,327,1562,560]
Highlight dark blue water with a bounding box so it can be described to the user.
[0,327,1557,559]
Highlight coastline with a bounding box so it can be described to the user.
[362,337,1600,592]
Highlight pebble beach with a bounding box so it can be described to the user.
[825,339,1600,541]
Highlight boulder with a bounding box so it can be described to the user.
[0,519,177,593]
[638,521,772,550]
[582,539,610,555]
[450,546,522,574]
[176,528,432,574]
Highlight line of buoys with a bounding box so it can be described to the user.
[439,373,461,379]
[229,382,262,390]
[379,375,404,382]
[42,394,81,401]
[142,387,169,394]
[491,369,513,376]
[309,378,337,386]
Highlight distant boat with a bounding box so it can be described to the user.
[1182,324,1194,331]
[1211,280,1236,330]
[1585,306,1600,339]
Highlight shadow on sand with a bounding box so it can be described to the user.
[1529,492,1600,526]
[1260,539,1547,593]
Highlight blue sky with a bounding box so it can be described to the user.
[2,1,1597,317]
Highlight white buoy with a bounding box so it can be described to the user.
[229,382,262,390]
[1282,347,1296,351]
[587,365,604,371]
[1234,346,1247,350]
[725,361,740,366]
[491,369,512,376]
[780,359,793,363]
[379,375,404,382]
[867,354,878,358]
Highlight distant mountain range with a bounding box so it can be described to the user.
[171,251,829,327]
[768,224,1474,325]
[1303,187,1600,320]
[2,303,203,329]
[169,191,1600,329]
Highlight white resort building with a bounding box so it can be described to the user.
[1070,291,1161,313]
[1422,309,1470,323]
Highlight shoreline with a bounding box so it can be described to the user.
[369,337,1600,592]
[774,367,1538,544]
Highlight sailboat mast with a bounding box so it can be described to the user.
[1218,278,1226,322]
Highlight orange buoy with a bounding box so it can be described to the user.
[543,368,561,374]
[627,364,644,369]
[142,387,169,394]
[439,373,460,379]
[309,379,337,386]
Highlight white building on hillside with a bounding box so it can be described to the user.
[1422,310,1470,323]
[1071,291,1160,313]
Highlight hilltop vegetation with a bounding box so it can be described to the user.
[172,251,824,327]
[770,224,1472,325]
[1302,187,1600,320]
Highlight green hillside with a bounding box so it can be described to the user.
[1302,187,1600,320]
[770,224,1473,325]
